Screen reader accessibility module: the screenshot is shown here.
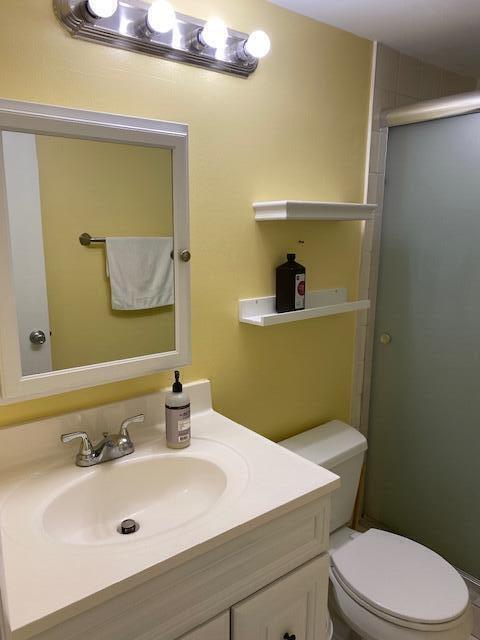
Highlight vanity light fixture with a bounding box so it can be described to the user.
[197,17,229,50]
[145,0,176,35]
[84,0,118,20]
[53,0,271,77]
[242,30,271,60]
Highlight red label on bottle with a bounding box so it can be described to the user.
[295,274,306,310]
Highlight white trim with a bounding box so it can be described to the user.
[350,41,378,428]
[359,129,389,434]
[363,42,378,204]
[0,99,191,402]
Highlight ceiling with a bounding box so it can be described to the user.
[268,0,480,78]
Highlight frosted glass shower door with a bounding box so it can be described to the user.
[366,112,480,579]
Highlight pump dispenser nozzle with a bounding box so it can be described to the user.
[172,370,182,393]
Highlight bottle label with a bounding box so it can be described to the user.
[295,274,306,310]
[166,404,191,445]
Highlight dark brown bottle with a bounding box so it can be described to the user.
[276,254,306,313]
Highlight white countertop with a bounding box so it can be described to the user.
[0,381,339,639]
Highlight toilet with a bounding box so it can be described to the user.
[280,421,473,640]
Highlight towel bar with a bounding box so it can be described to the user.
[78,233,185,260]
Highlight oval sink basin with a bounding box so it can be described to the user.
[42,455,228,545]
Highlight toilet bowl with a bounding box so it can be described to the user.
[280,421,473,640]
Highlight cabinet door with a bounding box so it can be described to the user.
[178,612,230,640]
[232,555,329,640]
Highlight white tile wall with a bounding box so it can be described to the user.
[362,219,375,256]
[375,44,399,92]
[397,54,422,98]
[350,43,477,437]
[419,63,443,100]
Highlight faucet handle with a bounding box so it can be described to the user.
[119,414,145,437]
[61,431,93,457]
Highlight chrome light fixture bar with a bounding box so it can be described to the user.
[53,0,271,78]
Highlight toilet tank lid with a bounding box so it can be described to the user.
[280,420,367,469]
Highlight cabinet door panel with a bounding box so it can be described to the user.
[232,555,329,640]
[178,612,230,640]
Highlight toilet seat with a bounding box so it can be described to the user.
[329,569,473,640]
[330,529,469,627]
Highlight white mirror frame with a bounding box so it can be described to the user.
[0,99,190,402]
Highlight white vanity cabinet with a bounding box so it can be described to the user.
[176,556,330,640]
[178,612,230,640]
[232,556,330,640]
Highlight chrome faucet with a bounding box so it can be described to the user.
[61,414,145,467]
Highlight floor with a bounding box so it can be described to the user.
[469,583,480,639]
[472,606,480,639]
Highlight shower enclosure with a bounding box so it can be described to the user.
[365,95,480,581]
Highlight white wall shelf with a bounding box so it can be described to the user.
[253,201,377,221]
[239,288,370,327]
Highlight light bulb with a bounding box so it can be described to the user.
[200,17,228,49]
[244,30,271,59]
[86,0,118,19]
[147,0,176,34]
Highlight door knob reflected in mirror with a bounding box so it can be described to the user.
[380,333,392,345]
[29,330,46,345]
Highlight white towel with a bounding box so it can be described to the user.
[105,237,173,311]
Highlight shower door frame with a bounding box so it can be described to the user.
[358,90,480,592]
[360,90,480,438]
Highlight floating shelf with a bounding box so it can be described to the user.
[239,288,370,327]
[253,201,377,221]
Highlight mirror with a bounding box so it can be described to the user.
[3,133,175,375]
[0,100,190,401]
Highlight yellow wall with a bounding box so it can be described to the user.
[36,135,175,370]
[0,0,372,441]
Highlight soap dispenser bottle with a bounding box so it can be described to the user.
[276,253,306,313]
[165,371,191,449]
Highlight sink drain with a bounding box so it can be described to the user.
[118,519,140,535]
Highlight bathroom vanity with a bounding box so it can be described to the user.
[0,381,338,640]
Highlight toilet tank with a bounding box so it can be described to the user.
[280,421,367,533]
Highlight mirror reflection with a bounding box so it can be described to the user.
[2,132,175,376]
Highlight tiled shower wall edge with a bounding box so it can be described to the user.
[349,42,377,430]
